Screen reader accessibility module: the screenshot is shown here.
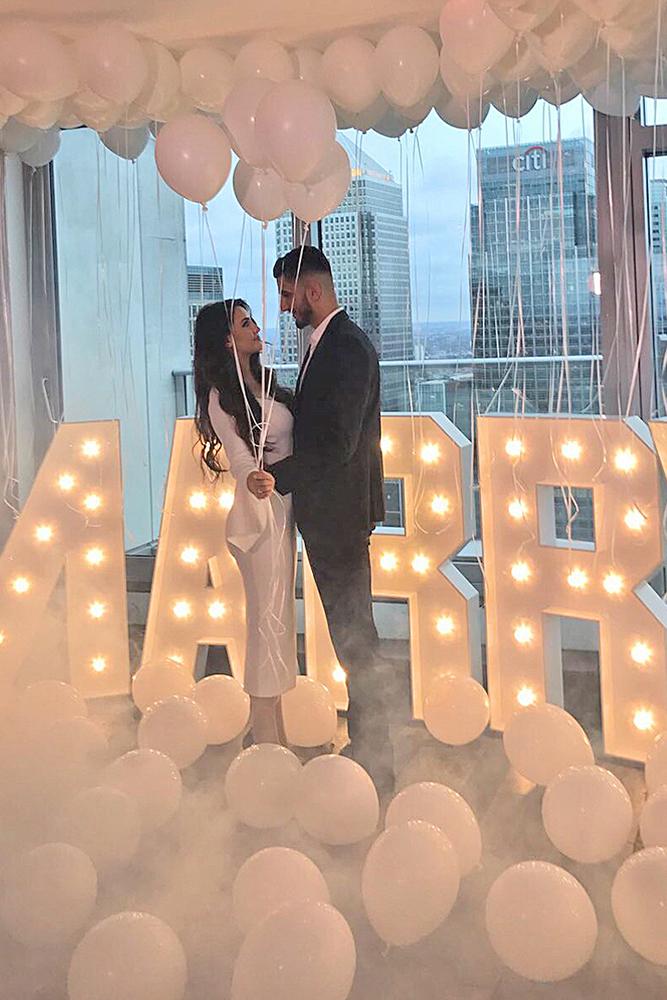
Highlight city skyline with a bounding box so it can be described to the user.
[184,96,594,332]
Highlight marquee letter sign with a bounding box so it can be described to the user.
[0,420,129,696]
[141,419,247,681]
[478,414,667,761]
[304,413,481,715]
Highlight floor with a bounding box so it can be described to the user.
[3,647,666,1000]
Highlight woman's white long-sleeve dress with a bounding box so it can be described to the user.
[208,388,297,698]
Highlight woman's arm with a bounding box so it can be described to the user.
[207,389,258,485]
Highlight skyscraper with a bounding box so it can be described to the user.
[275,134,413,366]
[470,138,599,414]
[649,178,667,409]
[187,265,224,356]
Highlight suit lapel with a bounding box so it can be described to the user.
[296,310,346,401]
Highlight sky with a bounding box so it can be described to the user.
[184,97,594,331]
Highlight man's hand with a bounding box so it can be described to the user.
[247,469,275,499]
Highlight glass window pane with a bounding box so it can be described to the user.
[645,152,667,414]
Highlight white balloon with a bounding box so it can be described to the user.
[155,112,231,204]
[104,748,182,832]
[71,86,123,131]
[371,107,409,138]
[56,785,141,875]
[75,23,148,105]
[640,786,667,847]
[296,754,379,845]
[100,125,150,161]
[362,820,460,946]
[335,94,388,132]
[646,731,667,794]
[321,36,381,113]
[571,0,631,16]
[132,660,196,711]
[502,703,594,785]
[375,26,439,109]
[133,41,181,120]
[295,48,323,87]
[542,764,633,862]
[21,129,61,168]
[68,912,187,1000]
[434,91,490,129]
[233,38,295,84]
[233,160,288,223]
[423,673,489,745]
[493,38,542,83]
[194,673,251,743]
[231,901,356,1000]
[439,0,515,75]
[611,847,667,964]
[180,46,234,111]
[486,862,598,981]
[539,72,581,105]
[386,782,482,875]
[528,3,598,73]
[225,744,302,829]
[233,847,330,934]
[16,99,63,128]
[138,695,208,769]
[440,52,495,101]
[491,0,559,32]
[0,22,77,101]
[281,675,337,747]
[18,679,87,730]
[491,85,539,118]
[602,2,657,59]
[222,78,273,168]
[42,715,109,796]
[255,80,336,183]
[0,843,97,948]
[584,78,642,116]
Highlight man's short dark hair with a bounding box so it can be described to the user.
[273,245,333,283]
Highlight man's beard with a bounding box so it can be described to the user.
[294,307,313,330]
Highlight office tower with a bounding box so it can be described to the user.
[275,134,413,368]
[649,178,667,404]
[187,265,224,356]
[470,138,599,414]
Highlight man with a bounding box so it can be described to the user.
[249,245,395,792]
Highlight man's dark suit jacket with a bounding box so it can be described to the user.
[268,309,385,539]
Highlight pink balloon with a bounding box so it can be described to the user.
[439,0,514,75]
[0,22,77,101]
[156,113,231,205]
[233,161,287,221]
[321,36,381,113]
[286,143,351,223]
[255,80,336,183]
[375,26,439,108]
[222,78,273,168]
[75,24,148,105]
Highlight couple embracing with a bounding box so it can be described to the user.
[193,246,396,793]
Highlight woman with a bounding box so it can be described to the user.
[193,298,296,744]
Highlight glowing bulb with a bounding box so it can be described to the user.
[412,554,430,575]
[517,685,537,707]
[332,664,347,683]
[614,448,637,473]
[91,656,106,673]
[81,439,101,458]
[567,567,588,590]
[87,601,106,620]
[510,560,531,583]
[508,498,528,521]
[505,437,524,459]
[603,572,624,596]
[180,546,200,566]
[514,623,534,645]
[436,615,455,636]
[11,576,30,595]
[34,524,54,543]
[208,600,226,620]
[172,600,192,620]
[420,443,440,464]
[561,439,582,461]
[0,631,5,646]
[631,641,652,666]
[189,491,208,511]
[380,436,393,455]
[57,472,76,492]
[380,552,398,572]
[85,546,105,566]
[218,490,234,511]
[431,494,450,516]
[633,708,655,732]
[624,506,646,532]
[83,493,102,512]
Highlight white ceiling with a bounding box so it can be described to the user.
[0,0,443,50]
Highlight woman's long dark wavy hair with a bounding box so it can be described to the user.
[193,299,293,477]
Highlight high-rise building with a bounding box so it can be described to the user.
[275,134,413,367]
[649,178,667,405]
[470,138,599,414]
[187,265,224,355]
